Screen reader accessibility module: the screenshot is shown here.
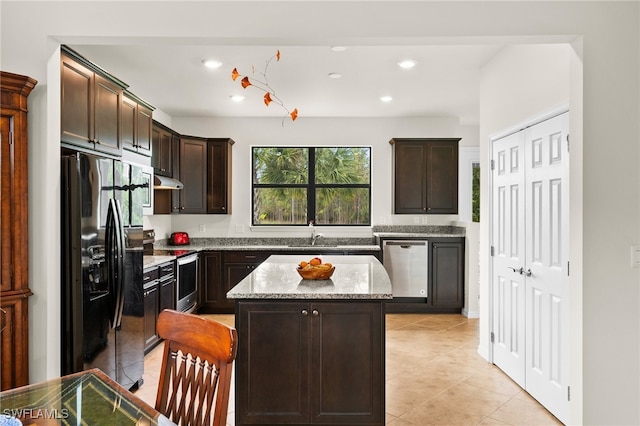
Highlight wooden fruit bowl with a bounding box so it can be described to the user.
[296,266,335,280]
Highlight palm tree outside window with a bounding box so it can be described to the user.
[252,147,371,226]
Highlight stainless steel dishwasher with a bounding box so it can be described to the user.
[382,240,429,297]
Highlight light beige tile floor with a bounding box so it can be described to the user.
[134,313,562,426]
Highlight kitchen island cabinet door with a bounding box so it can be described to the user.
[310,302,384,425]
[236,301,310,425]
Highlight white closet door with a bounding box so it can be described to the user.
[491,130,526,387]
[491,111,570,425]
[524,112,570,424]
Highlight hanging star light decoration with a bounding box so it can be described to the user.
[231,50,298,124]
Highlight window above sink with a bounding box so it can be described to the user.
[252,146,371,226]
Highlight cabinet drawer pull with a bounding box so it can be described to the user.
[301,309,308,316]
[312,309,319,316]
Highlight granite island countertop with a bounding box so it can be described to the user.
[227,254,392,300]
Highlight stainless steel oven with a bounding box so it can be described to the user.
[176,253,198,312]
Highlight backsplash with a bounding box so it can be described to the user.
[372,225,465,235]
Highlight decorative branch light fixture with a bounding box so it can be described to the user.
[231,50,298,123]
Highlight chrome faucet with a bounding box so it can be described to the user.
[311,228,325,246]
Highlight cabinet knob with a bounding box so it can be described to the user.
[312,309,319,316]
[301,309,309,316]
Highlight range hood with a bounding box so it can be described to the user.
[154,175,184,190]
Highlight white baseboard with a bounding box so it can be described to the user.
[461,308,479,318]
[477,344,490,362]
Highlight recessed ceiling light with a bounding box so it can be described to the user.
[230,95,245,102]
[328,72,342,79]
[330,46,347,52]
[397,59,417,69]
[380,96,393,103]
[202,59,223,69]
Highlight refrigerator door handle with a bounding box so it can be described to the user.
[113,199,126,329]
[106,199,126,329]
[105,199,117,328]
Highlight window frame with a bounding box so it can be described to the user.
[251,146,372,226]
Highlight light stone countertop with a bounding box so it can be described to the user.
[143,255,175,269]
[227,255,392,300]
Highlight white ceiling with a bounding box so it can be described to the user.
[69,43,503,125]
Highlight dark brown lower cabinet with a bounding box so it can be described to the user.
[430,239,465,309]
[158,261,175,313]
[235,300,385,426]
[143,283,159,353]
[198,251,226,313]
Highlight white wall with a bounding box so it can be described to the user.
[2,2,639,424]
[150,116,465,239]
[478,43,572,351]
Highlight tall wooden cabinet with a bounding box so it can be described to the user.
[390,138,460,214]
[1,71,36,390]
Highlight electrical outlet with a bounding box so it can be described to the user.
[199,224,206,233]
[413,217,420,224]
[631,246,640,268]
[421,216,428,224]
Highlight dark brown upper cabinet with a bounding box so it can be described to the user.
[207,138,233,214]
[122,91,154,156]
[151,121,174,177]
[390,138,460,214]
[61,47,126,157]
[178,136,208,214]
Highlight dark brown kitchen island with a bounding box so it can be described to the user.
[228,255,392,426]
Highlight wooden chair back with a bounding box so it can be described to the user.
[155,309,238,426]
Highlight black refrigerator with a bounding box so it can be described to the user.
[61,151,147,391]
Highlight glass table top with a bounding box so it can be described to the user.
[0,369,174,425]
